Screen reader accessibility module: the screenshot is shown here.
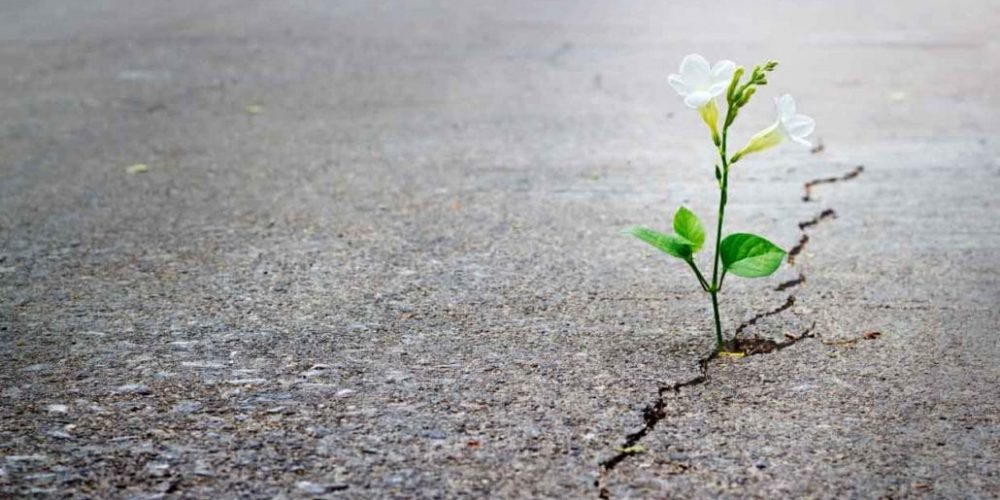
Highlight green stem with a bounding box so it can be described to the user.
[710,290,723,349]
[709,109,733,352]
[686,259,710,292]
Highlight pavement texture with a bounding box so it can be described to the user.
[1,1,998,498]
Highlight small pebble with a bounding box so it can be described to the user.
[44,429,73,440]
[423,429,446,440]
[114,384,152,395]
[193,460,214,477]
[181,361,225,369]
[46,404,69,414]
[25,472,56,483]
[300,365,329,378]
[296,481,348,495]
[145,462,170,477]
[226,378,267,385]
[5,455,47,463]
[171,401,203,414]
[20,363,53,373]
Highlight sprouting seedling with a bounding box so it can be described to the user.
[626,54,815,353]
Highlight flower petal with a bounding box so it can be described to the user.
[775,94,796,119]
[710,60,736,84]
[783,114,815,139]
[683,91,713,109]
[789,135,812,147]
[667,74,690,96]
[706,80,730,97]
[736,121,783,158]
[698,98,720,136]
[679,54,712,90]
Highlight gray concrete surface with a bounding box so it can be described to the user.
[1,1,998,498]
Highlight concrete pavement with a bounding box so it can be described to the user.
[1,1,998,497]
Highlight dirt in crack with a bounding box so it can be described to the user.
[787,209,837,265]
[774,272,805,291]
[596,353,713,498]
[733,295,796,340]
[597,166,864,498]
[803,165,864,202]
[594,322,816,498]
[729,321,817,354]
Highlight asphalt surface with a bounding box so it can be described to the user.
[2,1,998,498]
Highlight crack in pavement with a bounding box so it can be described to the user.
[733,295,796,340]
[596,353,715,499]
[596,166,864,498]
[821,330,882,347]
[802,165,864,202]
[787,208,837,265]
[774,272,806,291]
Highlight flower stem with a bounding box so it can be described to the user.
[685,259,709,291]
[710,289,723,349]
[709,109,733,352]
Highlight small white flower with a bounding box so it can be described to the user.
[733,94,815,161]
[773,94,815,147]
[668,54,736,109]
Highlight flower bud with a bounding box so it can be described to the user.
[698,99,721,144]
[726,67,745,102]
[732,121,783,163]
[736,86,757,107]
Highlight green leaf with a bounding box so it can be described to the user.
[720,233,785,278]
[673,207,705,253]
[125,163,149,175]
[625,226,693,260]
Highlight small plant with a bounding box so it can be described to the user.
[627,54,815,353]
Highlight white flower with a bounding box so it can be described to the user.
[668,54,736,109]
[773,94,815,146]
[733,94,815,161]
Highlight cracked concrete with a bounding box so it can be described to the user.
[2,0,999,498]
[802,165,864,203]
[597,167,859,498]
